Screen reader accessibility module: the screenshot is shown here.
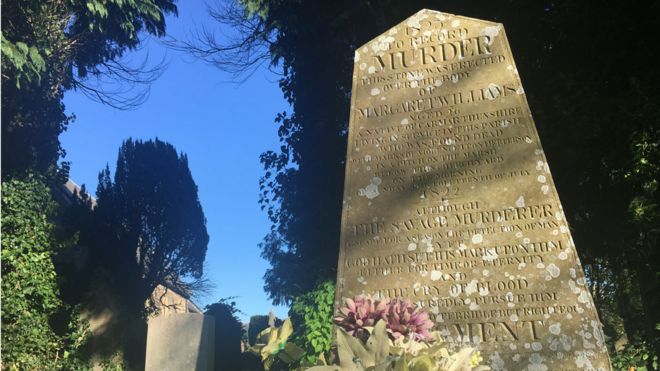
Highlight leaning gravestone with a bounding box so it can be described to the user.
[335,9,611,370]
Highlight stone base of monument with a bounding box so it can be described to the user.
[145,313,215,371]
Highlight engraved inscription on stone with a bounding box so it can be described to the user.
[335,9,611,370]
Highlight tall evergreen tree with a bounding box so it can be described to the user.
[92,138,209,315]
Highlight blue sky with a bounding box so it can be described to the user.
[60,1,290,321]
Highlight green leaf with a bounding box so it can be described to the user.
[16,42,28,54]
[365,320,389,364]
[336,327,374,369]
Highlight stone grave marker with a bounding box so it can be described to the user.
[335,9,611,370]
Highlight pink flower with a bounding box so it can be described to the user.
[334,295,434,342]
[333,295,389,340]
[384,298,434,341]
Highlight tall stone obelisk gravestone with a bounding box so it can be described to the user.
[335,9,611,370]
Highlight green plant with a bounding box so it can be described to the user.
[249,318,305,370]
[0,34,45,88]
[611,340,658,371]
[290,281,336,365]
[98,350,128,371]
[1,175,89,369]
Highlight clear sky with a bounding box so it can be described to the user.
[60,1,290,321]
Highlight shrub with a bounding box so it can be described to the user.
[611,339,659,371]
[1,175,88,369]
[205,298,244,371]
[289,281,335,365]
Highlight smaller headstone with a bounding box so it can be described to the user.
[145,313,215,371]
[268,310,276,327]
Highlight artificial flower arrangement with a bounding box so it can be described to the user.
[249,295,489,371]
[309,295,490,371]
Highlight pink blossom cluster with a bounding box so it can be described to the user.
[333,295,433,341]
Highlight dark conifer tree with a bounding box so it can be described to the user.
[93,138,209,315]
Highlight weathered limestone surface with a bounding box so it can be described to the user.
[335,9,611,370]
[145,313,215,371]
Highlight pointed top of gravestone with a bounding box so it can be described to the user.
[355,9,501,55]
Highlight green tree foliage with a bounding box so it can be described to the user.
[2,1,182,367]
[198,0,659,363]
[526,3,660,360]
[1,175,88,369]
[612,340,659,371]
[289,281,335,366]
[205,298,244,371]
[1,0,177,178]
[91,138,209,315]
